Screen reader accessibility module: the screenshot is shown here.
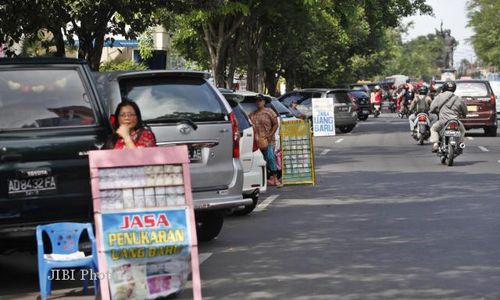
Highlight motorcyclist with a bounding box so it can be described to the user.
[408,85,433,132]
[372,85,382,116]
[398,81,414,115]
[429,80,468,152]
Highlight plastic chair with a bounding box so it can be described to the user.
[36,222,98,300]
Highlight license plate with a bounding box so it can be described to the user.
[444,130,460,137]
[467,105,478,112]
[8,176,57,198]
[337,107,348,112]
[362,110,370,114]
[189,147,202,162]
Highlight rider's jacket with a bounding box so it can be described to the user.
[430,91,468,123]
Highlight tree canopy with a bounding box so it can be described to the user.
[467,0,500,68]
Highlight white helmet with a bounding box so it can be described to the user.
[374,85,381,91]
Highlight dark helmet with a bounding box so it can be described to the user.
[418,86,428,95]
[442,80,456,93]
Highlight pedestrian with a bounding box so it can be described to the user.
[249,94,282,187]
[105,100,157,149]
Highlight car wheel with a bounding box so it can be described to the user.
[338,125,355,133]
[195,211,224,242]
[232,196,258,216]
[484,126,497,137]
[358,115,368,121]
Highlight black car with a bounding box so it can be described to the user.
[0,58,111,249]
[348,90,371,121]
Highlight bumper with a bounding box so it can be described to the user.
[192,158,249,210]
[461,112,497,129]
[335,115,358,127]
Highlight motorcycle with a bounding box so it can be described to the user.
[437,119,466,166]
[412,113,431,145]
[372,103,381,118]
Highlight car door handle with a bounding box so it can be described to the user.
[1,153,23,162]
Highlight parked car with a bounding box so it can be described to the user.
[278,88,358,133]
[455,80,498,137]
[0,58,111,249]
[222,91,298,150]
[488,81,500,113]
[95,71,250,241]
[223,96,267,215]
[348,90,371,121]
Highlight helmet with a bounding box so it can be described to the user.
[442,80,456,93]
[374,85,381,91]
[418,86,428,95]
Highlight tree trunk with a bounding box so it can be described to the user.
[51,28,66,57]
[264,69,279,96]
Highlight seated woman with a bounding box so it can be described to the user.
[106,100,157,149]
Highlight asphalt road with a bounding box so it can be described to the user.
[2,113,500,300]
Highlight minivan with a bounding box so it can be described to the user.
[95,71,250,241]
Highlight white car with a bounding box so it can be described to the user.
[488,81,500,113]
[224,96,267,215]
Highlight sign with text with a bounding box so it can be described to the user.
[280,119,316,185]
[312,98,335,136]
[89,147,201,300]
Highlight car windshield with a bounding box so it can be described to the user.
[120,76,227,122]
[327,92,352,104]
[349,91,369,98]
[455,82,489,97]
[269,100,293,116]
[227,100,251,131]
[0,68,96,130]
[240,102,257,115]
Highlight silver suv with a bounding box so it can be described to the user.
[95,71,249,241]
[279,88,358,133]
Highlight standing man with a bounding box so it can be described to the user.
[250,94,282,187]
[429,81,467,152]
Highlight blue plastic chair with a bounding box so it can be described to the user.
[36,222,98,300]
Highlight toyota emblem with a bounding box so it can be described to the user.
[178,124,192,134]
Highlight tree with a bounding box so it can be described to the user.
[467,0,500,68]
[0,0,160,70]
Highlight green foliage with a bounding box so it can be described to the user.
[138,28,155,60]
[99,58,148,72]
[0,0,159,69]
[467,0,500,68]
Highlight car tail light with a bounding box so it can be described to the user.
[252,126,259,152]
[490,94,496,106]
[418,114,427,122]
[447,121,458,130]
[229,112,240,158]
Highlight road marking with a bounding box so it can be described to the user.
[335,138,344,144]
[467,137,474,141]
[199,252,213,265]
[320,149,331,155]
[478,146,489,152]
[497,160,500,164]
[255,194,279,212]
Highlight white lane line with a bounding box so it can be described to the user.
[497,160,500,164]
[255,195,279,212]
[478,146,489,152]
[199,252,213,265]
[320,149,331,155]
[335,138,344,144]
[467,137,474,141]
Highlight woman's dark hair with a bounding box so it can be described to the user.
[112,100,144,131]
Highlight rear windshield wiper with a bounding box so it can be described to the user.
[145,117,198,130]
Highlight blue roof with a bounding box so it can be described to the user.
[71,39,139,48]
